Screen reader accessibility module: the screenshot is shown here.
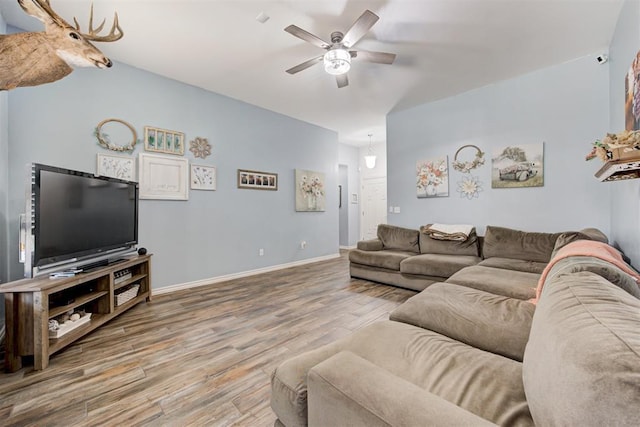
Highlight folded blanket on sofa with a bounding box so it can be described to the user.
[423,223,474,241]
[532,240,640,304]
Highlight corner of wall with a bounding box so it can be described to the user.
[0,8,8,324]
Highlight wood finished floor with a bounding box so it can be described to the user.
[0,251,415,426]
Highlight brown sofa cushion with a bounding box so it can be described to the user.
[523,271,640,426]
[349,249,415,271]
[377,224,419,253]
[391,282,535,361]
[356,239,384,251]
[446,265,539,300]
[419,225,480,256]
[478,257,548,274]
[578,227,608,243]
[483,226,560,263]
[400,254,480,277]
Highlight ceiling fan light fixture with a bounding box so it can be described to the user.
[323,48,351,75]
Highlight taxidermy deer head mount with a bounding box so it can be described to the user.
[0,0,123,90]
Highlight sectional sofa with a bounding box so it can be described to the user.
[270,224,640,426]
[348,223,607,296]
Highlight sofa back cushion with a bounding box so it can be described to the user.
[419,226,480,256]
[523,271,640,426]
[482,226,560,263]
[377,224,419,253]
[549,228,608,259]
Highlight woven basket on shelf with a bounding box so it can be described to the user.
[116,284,140,306]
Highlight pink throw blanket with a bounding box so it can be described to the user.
[531,240,640,304]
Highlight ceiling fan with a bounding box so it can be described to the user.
[284,10,396,88]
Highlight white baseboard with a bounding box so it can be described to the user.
[154,253,341,295]
[339,245,356,250]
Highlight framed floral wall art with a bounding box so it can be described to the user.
[191,164,216,190]
[96,153,135,181]
[296,169,326,211]
[416,157,449,198]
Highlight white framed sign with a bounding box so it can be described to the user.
[139,153,189,200]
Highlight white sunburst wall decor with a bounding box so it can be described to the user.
[457,175,483,199]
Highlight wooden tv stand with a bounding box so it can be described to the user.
[1,254,152,372]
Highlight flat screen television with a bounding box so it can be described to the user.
[23,163,139,277]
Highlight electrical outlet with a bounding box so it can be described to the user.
[389,206,394,213]
[300,241,307,249]
[259,248,264,256]
[393,207,401,213]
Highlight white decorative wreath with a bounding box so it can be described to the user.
[452,144,485,173]
[94,118,138,152]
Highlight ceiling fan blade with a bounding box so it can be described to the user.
[350,50,396,65]
[284,25,331,49]
[336,73,349,88]
[341,10,379,48]
[286,55,324,74]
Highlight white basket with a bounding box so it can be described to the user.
[116,284,140,306]
[49,313,92,338]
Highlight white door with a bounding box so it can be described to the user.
[361,177,387,240]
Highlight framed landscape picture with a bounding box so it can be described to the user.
[144,126,185,156]
[491,143,544,188]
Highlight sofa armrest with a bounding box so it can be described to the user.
[356,239,384,251]
[308,351,495,427]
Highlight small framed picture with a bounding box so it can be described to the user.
[96,153,135,181]
[144,126,185,156]
[237,169,277,191]
[191,164,216,190]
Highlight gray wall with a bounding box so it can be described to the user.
[608,0,640,267]
[387,54,611,237]
[6,56,339,289]
[338,144,360,246]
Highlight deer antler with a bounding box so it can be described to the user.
[72,4,123,42]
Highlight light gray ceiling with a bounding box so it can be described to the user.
[0,0,624,146]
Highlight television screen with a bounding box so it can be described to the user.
[32,164,138,270]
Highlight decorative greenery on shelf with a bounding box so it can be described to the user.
[586,130,640,162]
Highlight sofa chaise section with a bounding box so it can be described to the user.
[271,319,533,427]
[272,253,640,426]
